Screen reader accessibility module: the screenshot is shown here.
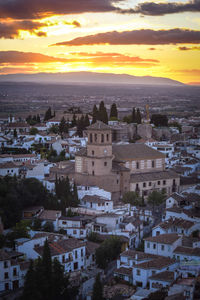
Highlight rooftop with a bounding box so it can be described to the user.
[87,121,111,131]
[144,233,181,245]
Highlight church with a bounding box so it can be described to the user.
[74,121,180,202]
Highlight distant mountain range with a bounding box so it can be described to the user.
[0,71,184,86]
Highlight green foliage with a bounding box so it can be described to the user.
[71,113,77,127]
[147,190,166,207]
[76,114,90,137]
[169,121,182,133]
[22,241,74,300]
[59,117,68,134]
[26,114,40,126]
[30,127,39,135]
[87,232,101,243]
[0,176,59,228]
[42,221,54,232]
[55,177,79,214]
[49,124,59,134]
[13,128,18,138]
[110,103,118,119]
[151,114,168,127]
[95,236,122,269]
[32,218,42,231]
[98,101,108,124]
[147,288,167,300]
[123,115,132,124]
[44,107,53,121]
[92,104,98,124]
[122,191,142,206]
[92,273,104,300]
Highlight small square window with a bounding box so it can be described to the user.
[158,181,160,185]
[136,269,140,276]
[143,182,146,188]
[92,150,94,155]
[149,182,152,186]
[104,162,107,166]
[153,243,156,249]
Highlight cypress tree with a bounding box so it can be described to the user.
[84,114,90,127]
[76,115,85,137]
[13,128,17,138]
[44,107,52,121]
[110,103,118,119]
[22,260,41,300]
[36,114,41,123]
[71,113,77,127]
[59,117,68,134]
[52,258,69,299]
[92,273,104,300]
[136,108,142,124]
[72,183,79,207]
[132,107,136,123]
[92,105,98,124]
[42,240,52,300]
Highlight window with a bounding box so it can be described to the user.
[101,134,104,143]
[163,180,166,185]
[136,162,140,169]
[104,162,107,166]
[136,269,141,276]
[92,150,94,155]
[153,243,156,249]
[75,250,78,259]
[92,171,95,176]
[147,242,150,248]
[4,272,9,279]
[106,134,109,142]
[161,245,165,251]
[143,182,146,188]
[117,179,119,184]
[152,160,155,168]
[157,181,160,185]
[90,133,93,143]
[73,230,77,234]
[4,261,8,268]
[62,255,65,263]
[5,283,9,291]
[80,230,83,235]
[92,161,94,166]
[13,268,17,276]
[81,249,83,257]
[149,182,152,186]
[62,221,66,225]
[95,134,97,142]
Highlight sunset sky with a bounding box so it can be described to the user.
[0,0,200,83]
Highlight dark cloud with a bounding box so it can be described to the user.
[0,0,122,20]
[0,21,46,38]
[178,46,200,50]
[119,0,200,16]
[0,51,70,64]
[52,28,200,46]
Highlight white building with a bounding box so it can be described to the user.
[0,162,19,176]
[144,233,182,258]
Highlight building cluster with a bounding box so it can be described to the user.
[0,110,200,299]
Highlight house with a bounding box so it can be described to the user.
[95,213,123,231]
[144,233,182,257]
[0,250,29,292]
[168,278,196,300]
[164,207,200,224]
[58,216,89,238]
[173,246,200,262]
[81,195,113,212]
[84,241,100,268]
[0,162,19,176]
[166,193,186,208]
[132,257,177,288]
[34,238,86,272]
[149,270,176,291]
[38,210,62,231]
[152,218,200,237]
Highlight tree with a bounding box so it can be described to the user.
[52,258,69,299]
[13,128,18,138]
[71,113,77,127]
[42,240,52,300]
[49,125,59,134]
[76,115,85,137]
[136,108,142,124]
[59,117,68,134]
[147,190,166,210]
[32,218,42,231]
[95,236,122,269]
[110,103,118,119]
[92,104,98,124]
[36,114,41,123]
[72,182,79,207]
[42,221,54,232]
[22,260,41,300]
[151,114,168,127]
[92,273,104,300]
[84,114,90,127]
[132,107,136,123]
[44,107,52,121]
[122,191,142,206]
[98,101,108,124]
[30,127,39,135]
